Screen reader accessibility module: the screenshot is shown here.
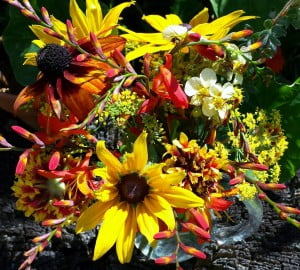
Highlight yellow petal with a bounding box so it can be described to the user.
[136,202,158,245]
[32,39,45,48]
[69,0,89,39]
[76,172,92,195]
[159,186,204,208]
[189,7,209,27]
[125,43,174,61]
[75,200,115,233]
[116,204,137,263]
[126,130,148,172]
[93,202,128,261]
[141,163,165,179]
[23,52,37,66]
[148,169,185,189]
[50,16,67,38]
[96,140,122,176]
[86,0,103,34]
[144,194,175,230]
[94,184,119,202]
[93,167,109,180]
[29,25,63,45]
[101,1,134,36]
[119,26,166,43]
[142,14,182,32]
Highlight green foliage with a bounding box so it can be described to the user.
[170,0,204,22]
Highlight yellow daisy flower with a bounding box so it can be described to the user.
[75,131,204,263]
[24,0,134,65]
[119,8,256,61]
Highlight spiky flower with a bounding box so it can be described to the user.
[76,131,204,263]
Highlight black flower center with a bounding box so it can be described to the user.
[118,173,149,204]
[37,43,72,80]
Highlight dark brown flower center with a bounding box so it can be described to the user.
[118,173,149,204]
[37,43,72,80]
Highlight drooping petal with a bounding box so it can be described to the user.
[144,194,175,230]
[29,25,63,45]
[116,204,137,263]
[93,202,128,261]
[77,172,93,196]
[101,1,134,36]
[69,0,89,39]
[96,141,122,176]
[159,186,204,208]
[75,199,116,233]
[189,7,209,26]
[136,202,159,245]
[86,0,103,34]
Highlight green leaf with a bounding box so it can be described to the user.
[170,0,204,22]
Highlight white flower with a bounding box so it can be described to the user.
[162,25,188,41]
[184,68,217,97]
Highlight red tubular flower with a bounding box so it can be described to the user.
[152,54,188,109]
[265,47,285,73]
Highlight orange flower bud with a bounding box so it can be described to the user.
[276,203,300,215]
[55,227,63,238]
[32,232,51,243]
[42,217,66,226]
[52,200,74,207]
[230,29,253,40]
[179,242,206,259]
[181,222,210,240]
[20,8,41,22]
[154,230,176,240]
[189,209,210,231]
[257,182,286,191]
[154,254,176,265]
[235,162,269,171]
[38,240,49,253]
[258,193,267,200]
[279,211,288,220]
[229,174,244,185]
[24,246,37,257]
[241,41,263,52]
[43,27,63,40]
[41,6,52,26]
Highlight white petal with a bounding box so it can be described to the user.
[222,82,235,99]
[184,77,201,96]
[218,107,227,119]
[200,68,217,87]
[202,97,216,117]
[209,83,223,97]
[233,73,243,85]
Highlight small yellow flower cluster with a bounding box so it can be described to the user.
[237,182,257,201]
[228,108,288,183]
[105,89,144,127]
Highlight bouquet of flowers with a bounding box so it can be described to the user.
[1,0,300,269]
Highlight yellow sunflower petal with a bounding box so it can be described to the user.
[144,194,175,230]
[50,16,67,38]
[76,172,92,195]
[93,167,109,180]
[116,204,137,263]
[32,39,45,48]
[159,186,204,208]
[119,26,166,43]
[29,25,63,45]
[189,7,209,26]
[148,169,185,189]
[93,202,128,261]
[96,140,122,175]
[86,0,103,34]
[23,52,37,66]
[94,184,119,202]
[75,200,116,233]
[130,130,148,172]
[143,14,182,32]
[69,0,89,39]
[125,43,174,61]
[101,1,134,36]
[136,202,158,245]
[141,163,165,179]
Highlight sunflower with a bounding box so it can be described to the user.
[15,0,133,121]
[75,131,204,263]
[119,8,256,61]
